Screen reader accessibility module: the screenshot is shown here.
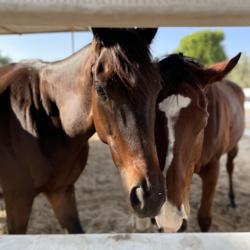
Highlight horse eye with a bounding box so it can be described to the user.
[95,84,108,100]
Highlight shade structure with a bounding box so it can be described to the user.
[0,0,250,34]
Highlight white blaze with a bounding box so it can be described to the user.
[157,94,191,232]
[158,94,191,176]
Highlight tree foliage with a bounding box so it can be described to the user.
[175,30,227,65]
[0,51,11,66]
[228,53,250,88]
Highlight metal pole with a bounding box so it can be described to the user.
[71,30,75,54]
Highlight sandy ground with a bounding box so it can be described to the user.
[0,134,249,234]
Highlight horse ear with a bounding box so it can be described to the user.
[135,28,158,45]
[205,52,241,83]
[189,53,241,88]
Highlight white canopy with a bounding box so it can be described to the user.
[0,0,250,34]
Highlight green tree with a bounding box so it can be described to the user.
[0,51,11,66]
[175,30,227,65]
[228,53,250,88]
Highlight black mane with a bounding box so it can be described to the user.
[94,29,160,100]
[158,53,204,91]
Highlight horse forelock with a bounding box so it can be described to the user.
[93,36,160,101]
[158,53,204,93]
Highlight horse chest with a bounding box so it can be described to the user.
[3,115,88,191]
[39,140,89,191]
[42,139,89,190]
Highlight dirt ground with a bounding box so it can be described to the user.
[0,135,249,234]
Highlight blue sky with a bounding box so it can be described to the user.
[0,27,249,62]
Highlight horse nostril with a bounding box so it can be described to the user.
[130,186,145,210]
[130,178,165,217]
[178,219,188,232]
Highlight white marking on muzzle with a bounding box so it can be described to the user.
[158,94,191,176]
[155,200,187,233]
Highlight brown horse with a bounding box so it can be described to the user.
[154,53,244,232]
[0,28,165,234]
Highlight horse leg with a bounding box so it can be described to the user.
[226,145,238,208]
[46,185,84,234]
[198,160,219,232]
[4,190,34,234]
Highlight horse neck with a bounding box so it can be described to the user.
[40,45,95,139]
[196,81,241,168]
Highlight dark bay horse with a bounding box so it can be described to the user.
[0,28,165,234]
[154,53,244,232]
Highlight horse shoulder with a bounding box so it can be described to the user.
[222,80,245,107]
[200,81,244,166]
[221,80,245,143]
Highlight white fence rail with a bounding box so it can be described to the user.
[1,0,250,34]
[0,233,250,250]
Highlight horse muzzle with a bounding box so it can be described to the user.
[130,176,165,218]
[155,201,188,233]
